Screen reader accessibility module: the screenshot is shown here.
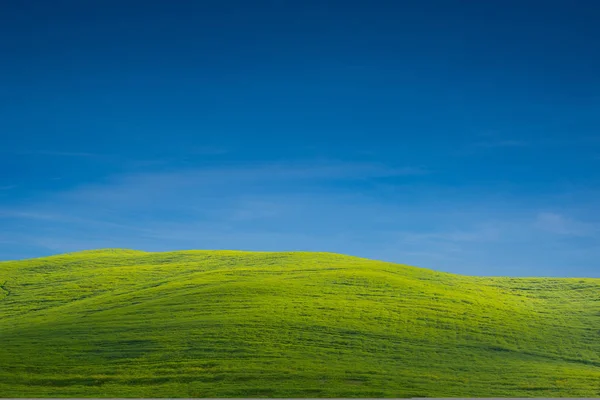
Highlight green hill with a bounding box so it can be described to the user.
[1,249,599,397]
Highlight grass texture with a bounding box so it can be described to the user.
[1,249,599,397]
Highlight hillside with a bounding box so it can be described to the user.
[0,249,599,397]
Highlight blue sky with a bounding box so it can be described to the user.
[1,0,600,277]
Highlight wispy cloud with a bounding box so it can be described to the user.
[472,139,529,148]
[533,212,596,236]
[16,150,102,157]
[59,160,428,206]
[0,211,60,221]
[451,131,532,157]
[0,209,150,233]
[397,226,502,244]
[188,146,230,156]
[226,199,287,222]
[469,128,600,151]
[0,159,429,233]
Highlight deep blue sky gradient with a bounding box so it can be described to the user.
[1,0,600,276]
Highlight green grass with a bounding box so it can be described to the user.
[1,249,599,397]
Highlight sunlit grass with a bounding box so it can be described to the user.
[1,249,599,397]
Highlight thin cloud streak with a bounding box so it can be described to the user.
[473,140,529,148]
[16,150,103,157]
[55,161,428,207]
[533,212,598,237]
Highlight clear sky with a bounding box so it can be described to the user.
[1,0,599,277]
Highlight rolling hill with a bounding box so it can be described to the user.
[1,249,599,397]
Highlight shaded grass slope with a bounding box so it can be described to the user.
[1,249,599,397]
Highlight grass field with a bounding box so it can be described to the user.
[1,249,599,397]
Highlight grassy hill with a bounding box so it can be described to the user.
[1,249,599,398]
